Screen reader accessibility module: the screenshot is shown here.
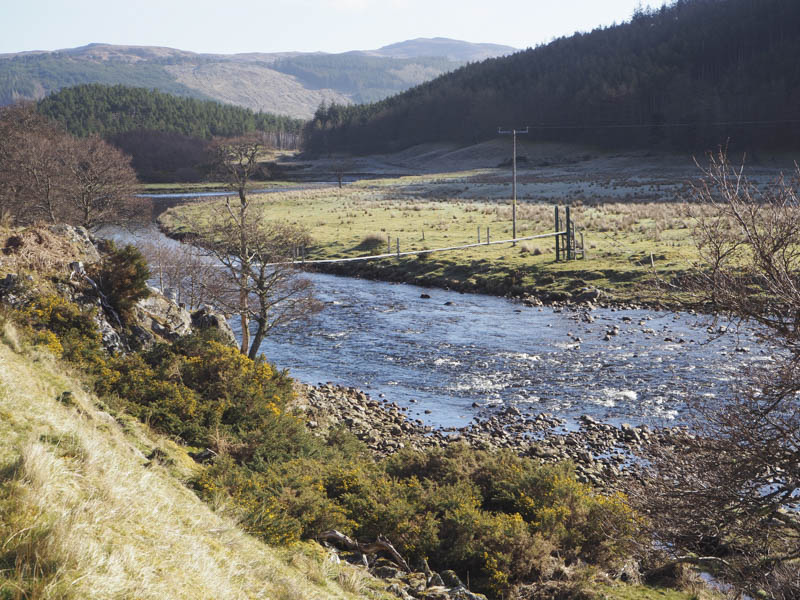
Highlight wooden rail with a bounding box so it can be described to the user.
[288,230,568,265]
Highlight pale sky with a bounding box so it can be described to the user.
[1,0,667,55]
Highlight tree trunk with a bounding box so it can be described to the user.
[248,315,267,360]
[237,191,250,355]
[316,530,411,573]
[239,286,249,355]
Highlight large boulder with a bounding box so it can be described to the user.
[131,286,193,346]
[191,306,236,345]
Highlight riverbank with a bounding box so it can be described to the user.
[0,222,735,600]
[156,153,716,308]
[293,381,684,491]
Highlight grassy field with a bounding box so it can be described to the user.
[160,166,703,305]
[139,180,305,193]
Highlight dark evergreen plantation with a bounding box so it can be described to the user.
[304,0,800,156]
[36,84,304,182]
[37,84,303,143]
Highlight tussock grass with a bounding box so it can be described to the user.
[0,324,388,600]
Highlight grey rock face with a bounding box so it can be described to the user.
[132,287,193,345]
[191,306,236,345]
[47,224,101,263]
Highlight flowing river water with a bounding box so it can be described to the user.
[103,224,776,432]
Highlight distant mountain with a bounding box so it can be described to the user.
[366,37,517,62]
[304,0,800,155]
[0,39,515,118]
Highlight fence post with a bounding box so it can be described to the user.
[396,238,400,257]
[565,205,572,261]
[387,235,391,254]
[487,227,490,244]
[555,206,561,262]
[477,226,481,243]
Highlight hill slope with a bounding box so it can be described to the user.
[0,321,386,600]
[0,39,515,118]
[304,0,800,155]
[365,37,516,61]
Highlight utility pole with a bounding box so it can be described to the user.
[498,127,528,245]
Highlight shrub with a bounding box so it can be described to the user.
[99,334,297,449]
[356,232,386,251]
[89,241,151,321]
[19,294,107,371]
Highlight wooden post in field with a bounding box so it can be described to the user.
[486,227,490,244]
[387,235,391,254]
[396,238,400,257]
[555,206,561,262]
[477,226,481,243]
[565,205,572,261]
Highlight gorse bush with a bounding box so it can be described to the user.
[97,331,296,449]
[19,294,108,371]
[198,440,645,598]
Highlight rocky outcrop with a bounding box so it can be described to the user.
[132,287,192,342]
[324,553,488,600]
[190,306,236,345]
[47,224,101,263]
[0,225,236,352]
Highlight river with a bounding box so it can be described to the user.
[101,225,774,432]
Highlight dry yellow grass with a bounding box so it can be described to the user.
[0,322,389,600]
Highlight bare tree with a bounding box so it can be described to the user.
[186,214,321,359]
[61,135,140,230]
[634,152,800,599]
[15,128,72,224]
[0,103,67,224]
[207,136,266,353]
[0,105,141,229]
[138,239,221,310]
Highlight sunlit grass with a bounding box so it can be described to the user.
[0,321,391,600]
[161,169,702,304]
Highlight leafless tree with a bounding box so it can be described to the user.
[634,152,800,600]
[207,135,266,353]
[0,105,141,229]
[61,135,140,230]
[0,103,67,224]
[186,214,321,359]
[137,239,221,310]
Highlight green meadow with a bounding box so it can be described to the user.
[161,169,701,305]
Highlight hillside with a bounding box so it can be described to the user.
[364,37,516,61]
[37,84,304,140]
[0,310,386,600]
[304,0,800,155]
[0,39,514,118]
[0,222,726,600]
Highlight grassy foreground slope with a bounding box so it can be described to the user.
[0,322,387,600]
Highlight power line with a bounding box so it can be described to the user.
[520,118,800,131]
